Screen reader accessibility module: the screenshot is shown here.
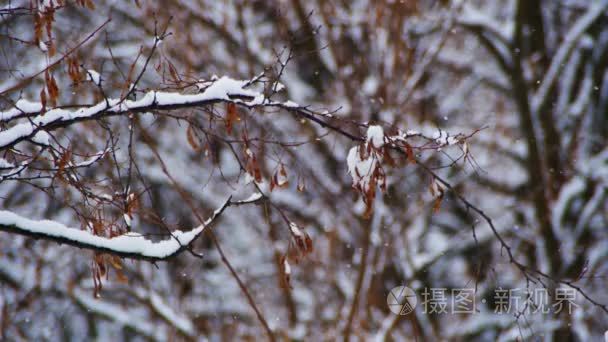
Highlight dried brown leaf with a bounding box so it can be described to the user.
[225,103,238,134]
[186,124,201,152]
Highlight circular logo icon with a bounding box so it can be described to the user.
[387,285,417,315]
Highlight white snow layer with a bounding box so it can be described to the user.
[0,209,206,258]
[347,125,385,191]
[532,1,608,112]
[366,125,385,148]
[0,76,283,149]
[0,99,43,122]
[86,69,102,85]
[73,289,164,341]
[0,158,14,169]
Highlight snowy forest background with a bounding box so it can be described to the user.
[0,0,607,341]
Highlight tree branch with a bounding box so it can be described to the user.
[0,194,261,262]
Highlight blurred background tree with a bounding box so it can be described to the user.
[0,0,606,340]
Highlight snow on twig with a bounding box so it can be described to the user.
[0,195,261,261]
[0,76,302,150]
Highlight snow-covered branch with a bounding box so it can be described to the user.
[0,194,262,261]
[532,1,608,112]
[0,76,302,150]
[134,288,195,337]
[73,288,165,341]
[457,4,513,45]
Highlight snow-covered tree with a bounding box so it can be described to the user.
[0,1,606,340]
